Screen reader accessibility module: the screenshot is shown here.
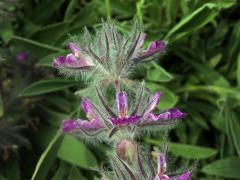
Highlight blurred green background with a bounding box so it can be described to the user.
[0,0,240,179]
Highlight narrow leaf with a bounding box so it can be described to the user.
[145,138,218,159]
[202,157,240,179]
[165,3,219,42]
[147,62,174,83]
[19,79,78,97]
[31,132,63,180]
[57,135,97,169]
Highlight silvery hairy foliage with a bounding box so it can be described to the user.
[52,20,192,180]
[53,20,166,86]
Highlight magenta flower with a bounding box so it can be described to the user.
[132,33,167,61]
[109,91,141,126]
[62,88,186,138]
[143,40,166,56]
[51,22,167,81]
[155,153,191,180]
[62,98,104,134]
[17,52,28,62]
[52,42,94,69]
[109,91,186,127]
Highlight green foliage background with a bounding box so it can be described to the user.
[0,0,240,179]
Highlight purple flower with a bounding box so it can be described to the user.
[52,42,94,69]
[143,92,186,124]
[109,90,186,127]
[132,33,167,61]
[62,98,104,133]
[62,89,186,137]
[155,153,191,180]
[143,40,166,56]
[109,91,141,126]
[17,52,28,62]
[52,55,65,68]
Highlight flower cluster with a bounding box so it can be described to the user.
[62,87,186,140]
[53,20,192,179]
[52,43,94,69]
[52,21,166,83]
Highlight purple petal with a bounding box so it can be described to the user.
[143,92,161,117]
[52,55,66,68]
[157,108,186,120]
[64,54,93,68]
[171,171,191,180]
[65,54,77,64]
[81,98,99,120]
[80,119,104,129]
[143,40,166,56]
[109,115,141,126]
[157,153,167,175]
[62,119,81,132]
[143,108,186,124]
[62,119,103,133]
[116,91,128,118]
[68,42,80,56]
[17,52,28,62]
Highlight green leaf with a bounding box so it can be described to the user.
[30,22,70,45]
[0,22,13,43]
[217,0,237,8]
[237,54,240,87]
[146,82,178,109]
[208,53,222,68]
[30,0,65,24]
[229,115,240,156]
[31,132,63,180]
[11,35,63,58]
[64,0,78,21]
[210,113,225,133]
[68,167,86,180]
[224,21,240,71]
[169,143,217,159]
[40,105,69,127]
[224,106,240,156]
[179,85,240,99]
[19,79,78,97]
[145,138,218,159]
[165,3,219,42]
[69,3,98,28]
[147,62,174,82]
[57,135,97,169]
[202,157,240,179]
[0,94,4,117]
[176,48,229,87]
[44,95,72,113]
[188,109,209,130]
[108,0,135,17]
[51,162,68,180]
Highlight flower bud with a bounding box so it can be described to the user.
[116,140,136,162]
